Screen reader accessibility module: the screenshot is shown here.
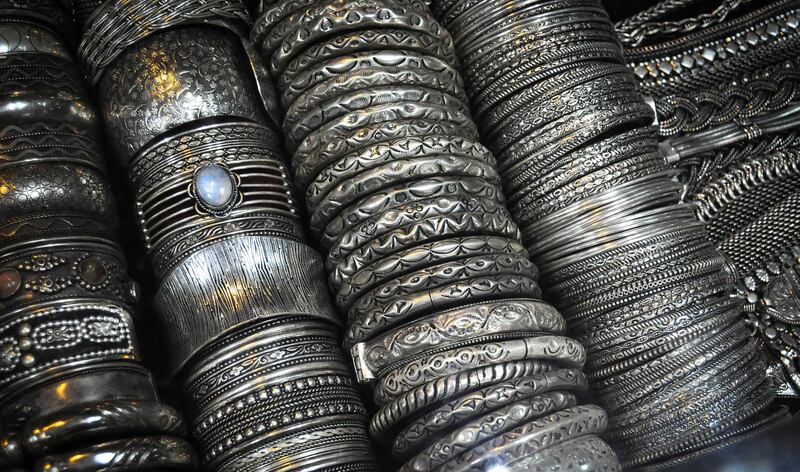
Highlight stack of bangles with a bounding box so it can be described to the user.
[252,1,620,471]
[431,0,790,470]
[65,0,379,471]
[624,0,800,396]
[0,1,198,471]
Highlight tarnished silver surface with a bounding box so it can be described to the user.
[72,0,379,470]
[0,1,197,469]
[621,0,800,402]
[436,0,778,468]
[254,0,617,469]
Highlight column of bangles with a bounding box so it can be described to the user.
[0,1,198,472]
[431,0,790,470]
[66,1,379,471]
[252,1,621,471]
[624,0,800,397]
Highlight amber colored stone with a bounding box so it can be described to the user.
[0,269,20,298]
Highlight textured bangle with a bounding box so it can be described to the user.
[373,336,585,405]
[352,298,566,382]
[34,435,198,472]
[400,392,579,472]
[95,27,266,165]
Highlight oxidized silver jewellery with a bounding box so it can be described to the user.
[253,1,620,471]
[0,0,198,471]
[70,0,379,470]
[623,0,800,400]
[434,0,782,469]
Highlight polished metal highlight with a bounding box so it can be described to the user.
[434,0,782,468]
[253,0,619,470]
[0,0,198,470]
[72,0,379,470]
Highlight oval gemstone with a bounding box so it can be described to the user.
[79,257,107,284]
[195,164,234,209]
[0,269,20,298]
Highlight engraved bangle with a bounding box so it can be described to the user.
[309,156,500,234]
[293,118,476,193]
[0,358,158,431]
[305,136,496,210]
[373,336,586,405]
[506,434,621,472]
[280,28,458,86]
[284,64,467,136]
[263,0,451,78]
[400,392,579,471]
[391,368,588,458]
[280,51,465,113]
[290,93,476,158]
[320,176,501,251]
[95,27,267,165]
[0,300,139,390]
[78,0,250,85]
[346,274,542,347]
[286,86,469,153]
[436,404,608,472]
[331,212,520,302]
[325,196,508,271]
[332,236,529,318]
[154,236,338,377]
[369,359,554,441]
[352,298,566,382]
[340,252,535,315]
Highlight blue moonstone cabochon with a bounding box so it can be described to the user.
[195,164,234,209]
